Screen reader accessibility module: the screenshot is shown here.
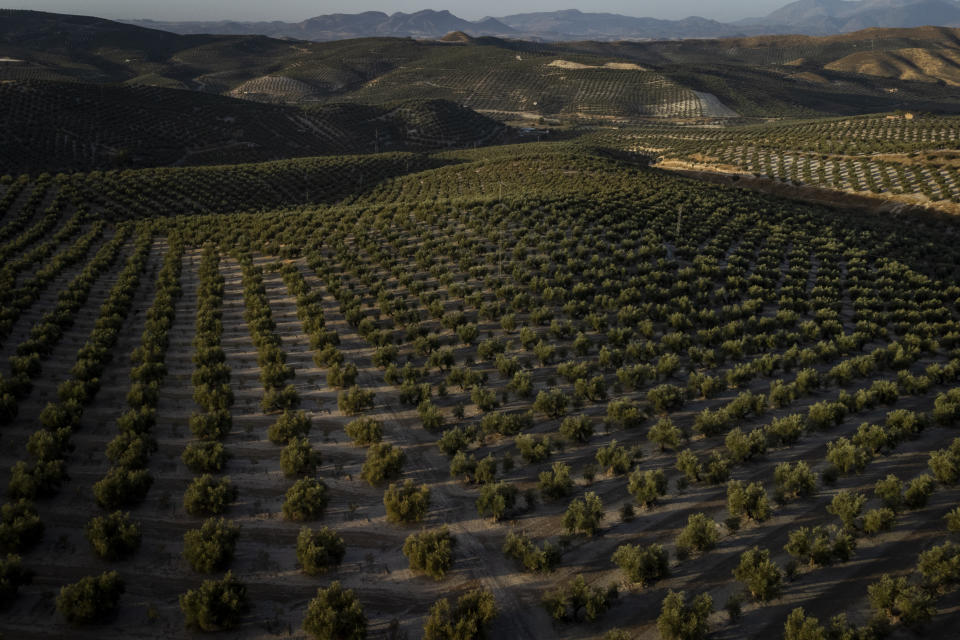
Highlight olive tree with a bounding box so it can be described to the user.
[867,573,934,626]
[543,574,617,622]
[533,388,568,419]
[281,437,320,477]
[648,417,685,451]
[774,461,816,502]
[538,462,573,500]
[383,480,430,524]
[628,468,667,508]
[0,499,43,554]
[502,531,559,573]
[183,475,237,516]
[0,554,32,604]
[559,415,593,443]
[476,481,518,521]
[56,571,125,625]
[826,490,867,532]
[344,417,382,446]
[297,526,346,576]
[338,386,375,415]
[732,546,782,602]
[303,581,367,640]
[402,527,456,580]
[726,480,770,523]
[917,541,960,592]
[562,492,604,536]
[182,441,229,474]
[675,513,718,558]
[611,543,668,586]
[179,571,249,631]
[93,467,153,510]
[360,443,405,486]
[423,588,496,640]
[656,590,713,640]
[783,608,825,640]
[283,478,329,521]
[84,511,141,560]
[267,410,311,445]
[784,525,855,567]
[183,517,239,573]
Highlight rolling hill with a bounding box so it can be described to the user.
[0,79,508,173]
[8,10,960,123]
[824,45,960,84]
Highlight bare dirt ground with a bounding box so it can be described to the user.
[692,92,740,119]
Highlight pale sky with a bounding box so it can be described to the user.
[11,0,792,22]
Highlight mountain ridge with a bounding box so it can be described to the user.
[122,0,960,41]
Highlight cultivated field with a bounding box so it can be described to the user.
[1,146,960,640]
[595,112,960,212]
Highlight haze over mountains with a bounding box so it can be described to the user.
[126,0,960,41]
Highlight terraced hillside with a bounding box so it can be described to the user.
[1,146,960,640]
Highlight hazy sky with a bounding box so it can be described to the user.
[14,1,792,22]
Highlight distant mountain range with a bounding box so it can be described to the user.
[125,0,960,41]
[738,0,960,33]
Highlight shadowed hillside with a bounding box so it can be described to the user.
[0,79,508,173]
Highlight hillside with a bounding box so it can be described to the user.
[743,0,960,34]
[564,26,960,115]
[825,46,960,84]
[3,140,960,640]
[0,79,508,173]
[589,111,960,215]
[6,11,960,121]
[323,44,719,120]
